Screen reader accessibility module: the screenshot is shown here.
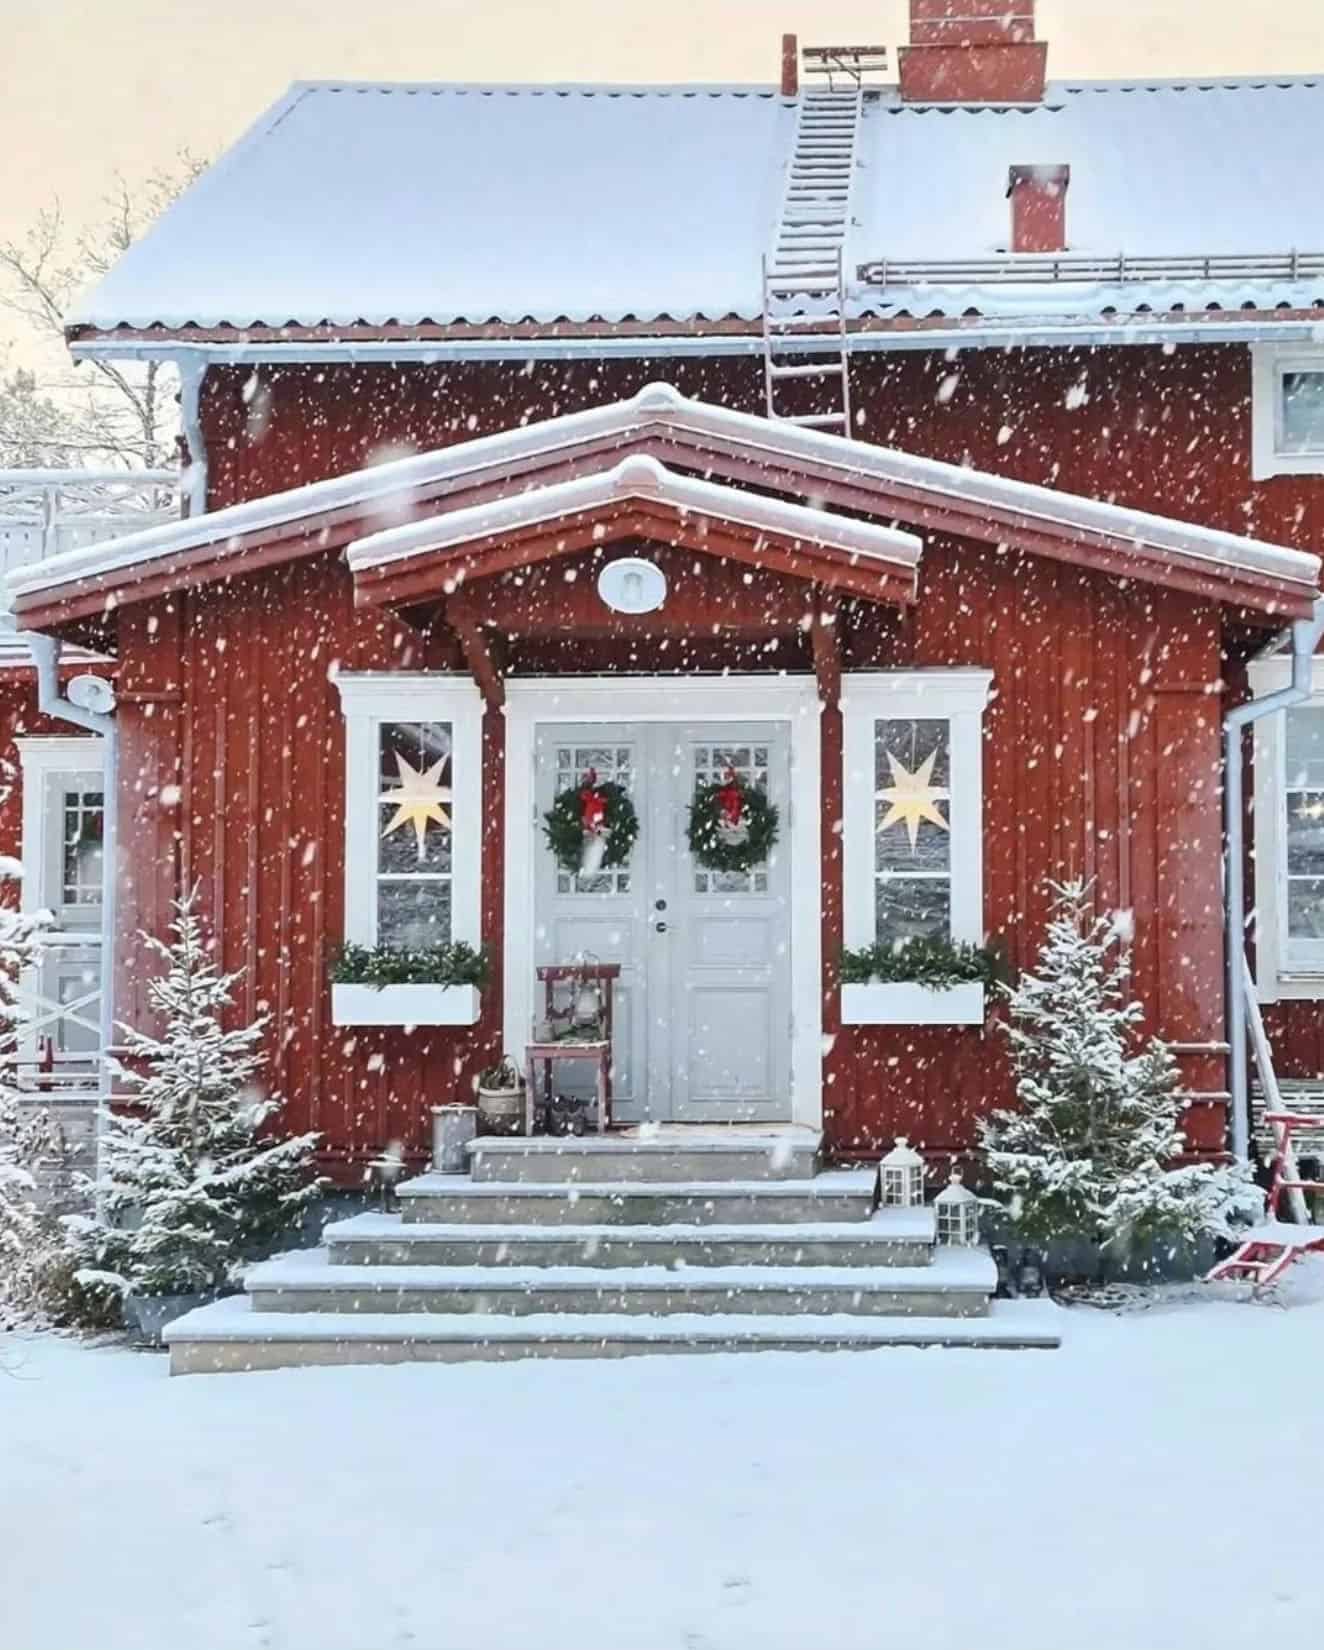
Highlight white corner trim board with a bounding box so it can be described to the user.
[501,674,823,1128]
[334,674,484,982]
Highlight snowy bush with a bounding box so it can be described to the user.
[979,880,1261,1265]
[72,891,322,1301]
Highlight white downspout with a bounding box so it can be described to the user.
[1224,596,1324,1159]
[28,633,118,1142]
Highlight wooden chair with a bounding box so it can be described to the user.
[524,964,620,1136]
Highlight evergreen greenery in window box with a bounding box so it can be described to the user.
[840,936,1003,1026]
[330,941,488,1027]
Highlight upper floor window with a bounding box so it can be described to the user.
[1251,345,1324,479]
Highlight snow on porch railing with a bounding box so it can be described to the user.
[0,468,178,581]
[856,250,1324,289]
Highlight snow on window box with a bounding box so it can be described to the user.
[331,981,480,1028]
[841,980,986,1027]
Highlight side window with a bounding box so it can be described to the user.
[1280,705,1324,969]
[42,770,105,931]
[1252,347,1324,479]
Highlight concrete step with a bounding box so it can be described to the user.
[464,1131,820,1184]
[395,1169,878,1226]
[164,1298,1064,1374]
[246,1247,991,1318]
[324,1207,934,1268]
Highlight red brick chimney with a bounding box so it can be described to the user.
[1007,163,1069,252]
[899,1,1048,104]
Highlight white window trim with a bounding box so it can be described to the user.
[334,673,483,953]
[1248,656,1324,1000]
[502,674,823,1129]
[1251,343,1324,480]
[841,670,993,955]
[14,737,105,930]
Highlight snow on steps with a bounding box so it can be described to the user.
[322,1207,936,1268]
[393,1168,879,1226]
[164,1297,1063,1374]
[465,1131,821,1184]
[243,1245,996,1319]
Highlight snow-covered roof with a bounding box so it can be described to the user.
[8,385,1318,622]
[854,79,1324,320]
[69,82,793,333]
[67,76,1324,339]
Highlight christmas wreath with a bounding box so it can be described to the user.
[687,768,780,873]
[543,768,639,874]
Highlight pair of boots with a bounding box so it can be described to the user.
[991,1244,1045,1299]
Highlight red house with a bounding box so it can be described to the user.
[13,3,1324,1194]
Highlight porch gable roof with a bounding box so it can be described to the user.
[8,381,1319,631]
[346,455,922,609]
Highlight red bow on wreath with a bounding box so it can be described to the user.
[579,769,608,836]
[716,767,746,830]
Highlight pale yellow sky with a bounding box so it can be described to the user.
[2,0,1322,333]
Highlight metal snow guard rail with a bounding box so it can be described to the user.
[857,250,1324,288]
[802,45,890,88]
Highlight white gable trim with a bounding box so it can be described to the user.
[346,454,923,576]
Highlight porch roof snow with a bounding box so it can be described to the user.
[344,453,923,576]
[8,384,1318,623]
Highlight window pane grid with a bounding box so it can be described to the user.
[61,788,104,907]
[693,744,770,896]
[376,720,454,948]
[554,744,634,896]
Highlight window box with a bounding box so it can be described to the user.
[841,980,986,1026]
[331,981,481,1027]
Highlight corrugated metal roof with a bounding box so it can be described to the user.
[69,82,793,332]
[68,75,1324,337]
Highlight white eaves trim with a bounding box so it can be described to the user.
[345,454,923,575]
[8,382,1318,606]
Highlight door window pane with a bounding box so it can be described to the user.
[61,788,104,907]
[691,743,772,897]
[553,744,634,896]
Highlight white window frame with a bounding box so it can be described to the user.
[14,737,106,928]
[1251,344,1324,480]
[334,673,483,953]
[841,671,993,955]
[1249,656,1324,999]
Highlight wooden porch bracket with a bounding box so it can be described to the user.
[447,601,506,709]
[811,590,843,708]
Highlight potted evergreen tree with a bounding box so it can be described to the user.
[68,891,322,1342]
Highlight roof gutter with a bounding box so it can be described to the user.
[67,315,1324,368]
[1224,596,1324,1159]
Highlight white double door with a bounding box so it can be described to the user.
[533,721,792,1122]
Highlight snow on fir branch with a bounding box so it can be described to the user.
[67,890,321,1302]
[839,935,1005,990]
[979,879,1261,1266]
[330,940,488,989]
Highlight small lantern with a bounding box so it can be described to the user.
[935,1170,981,1247]
[879,1136,925,1207]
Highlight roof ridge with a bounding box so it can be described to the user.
[290,78,782,98]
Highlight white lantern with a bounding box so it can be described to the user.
[935,1170,981,1246]
[878,1136,925,1207]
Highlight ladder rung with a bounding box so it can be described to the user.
[765,317,844,332]
[768,362,844,379]
[782,412,847,428]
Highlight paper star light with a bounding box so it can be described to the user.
[380,752,452,862]
[878,749,950,854]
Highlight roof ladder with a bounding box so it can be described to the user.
[762,67,871,435]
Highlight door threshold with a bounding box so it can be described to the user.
[612,1122,814,1140]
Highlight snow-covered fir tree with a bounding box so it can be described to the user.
[72,891,321,1299]
[980,880,1261,1262]
[0,889,57,1320]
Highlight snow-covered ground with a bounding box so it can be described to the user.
[4,1274,1323,1650]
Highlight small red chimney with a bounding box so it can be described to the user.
[781,33,798,97]
[899,1,1048,104]
[1007,163,1069,253]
